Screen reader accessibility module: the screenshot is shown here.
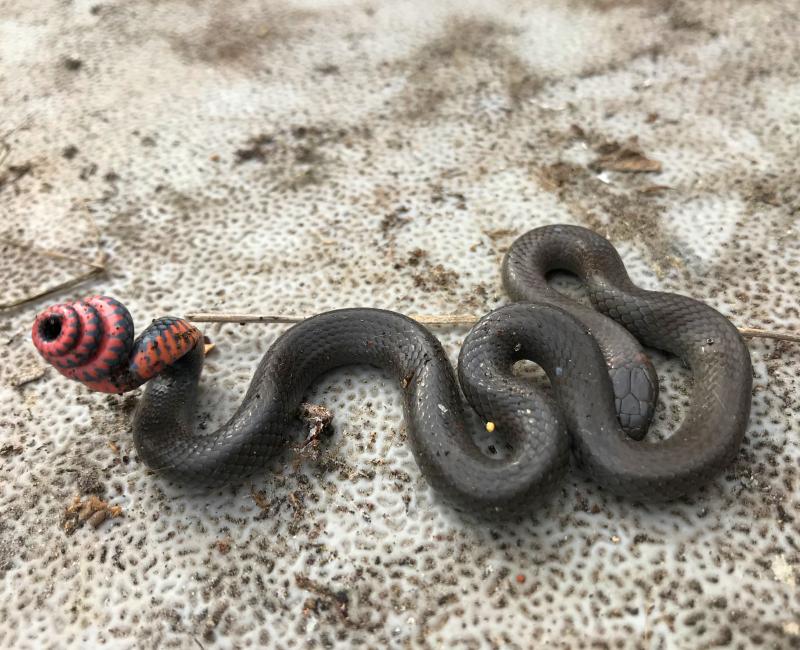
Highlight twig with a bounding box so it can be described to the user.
[0,138,10,169]
[184,311,800,344]
[0,237,106,271]
[184,311,478,326]
[0,217,107,310]
[0,266,105,310]
[737,327,800,344]
[0,119,30,169]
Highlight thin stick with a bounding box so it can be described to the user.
[737,327,800,344]
[184,312,479,325]
[0,223,107,310]
[0,266,105,310]
[185,311,800,344]
[0,237,106,271]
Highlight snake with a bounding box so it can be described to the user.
[31,225,752,515]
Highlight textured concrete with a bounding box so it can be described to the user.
[1,0,798,647]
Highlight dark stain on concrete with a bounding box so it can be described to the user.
[168,1,318,67]
[395,17,547,121]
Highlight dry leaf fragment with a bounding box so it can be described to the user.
[592,138,662,173]
[63,494,123,534]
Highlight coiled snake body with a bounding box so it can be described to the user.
[32,225,752,514]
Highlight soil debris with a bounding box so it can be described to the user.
[380,206,411,237]
[0,443,23,458]
[234,134,275,164]
[62,495,123,534]
[76,469,105,496]
[315,63,340,75]
[413,264,459,292]
[297,574,350,622]
[251,487,271,511]
[298,402,334,454]
[537,162,583,191]
[233,124,367,190]
[0,162,33,194]
[404,248,426,267]
[286,491,306,534]
[62,56,83,71]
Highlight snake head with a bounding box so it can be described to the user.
[608,354,660,441]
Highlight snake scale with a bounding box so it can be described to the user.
[32,225,753,515]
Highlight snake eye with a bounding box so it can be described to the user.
[39,315,63,342]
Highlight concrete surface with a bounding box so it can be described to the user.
[1,0,799,647]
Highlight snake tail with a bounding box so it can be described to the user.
[31,296,202,394]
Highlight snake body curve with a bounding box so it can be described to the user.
[504,226,661,440]
[31,225,753,513]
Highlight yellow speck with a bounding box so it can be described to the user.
[485,421,495,433]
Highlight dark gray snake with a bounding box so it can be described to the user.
[32,225,753,515]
